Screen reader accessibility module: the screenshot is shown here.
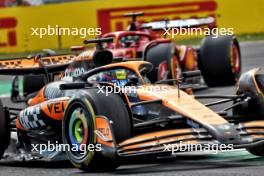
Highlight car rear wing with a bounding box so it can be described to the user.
[140,16,215,30]
[0,54,75,75]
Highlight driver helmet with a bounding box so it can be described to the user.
[96,69,129,87]
[114,69,127,80]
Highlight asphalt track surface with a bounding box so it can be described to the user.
[0,41,264,176]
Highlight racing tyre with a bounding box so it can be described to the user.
[23,75,47,97]
[145,42,181,83]
[63,89,132,172]
[0,100,10,159]
[198,35,241,86]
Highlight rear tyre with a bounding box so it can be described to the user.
[145,42,181,83]
[23,75,47,97]
[63,89,132,172]
[0,100,10,159]
[198,35,241,86]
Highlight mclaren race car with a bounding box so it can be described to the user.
[0,39,263,172]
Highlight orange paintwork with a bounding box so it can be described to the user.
[119,135,196,152]
[103,60,147,71]
[242,120,264,128]
[0,55,74,70]
[246,128,264,134]
[28,88,46,106]
[119,128,192,147]
[119,139,199,155]
[250,135,264,140]
[96,116,115,148]
[136,84,228,126]
[41,98,69,121]
[119,129,195,151]
[102,60,150,82]
[16,118,26,131]
[75,50,94,61]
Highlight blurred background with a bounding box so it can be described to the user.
[0,0,263,55]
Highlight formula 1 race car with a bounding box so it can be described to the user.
[90,12,241,86]
[0,39,263,172]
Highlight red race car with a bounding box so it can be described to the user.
[84,12,241,87]
[19,12,241,98]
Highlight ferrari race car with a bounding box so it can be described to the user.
[0,39,263,172]
[81,12,241,86]
[19,12,241,98]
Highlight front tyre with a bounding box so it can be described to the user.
[62,89,132,172]
[63,97,96,170]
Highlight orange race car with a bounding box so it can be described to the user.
[0,39,263,172]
